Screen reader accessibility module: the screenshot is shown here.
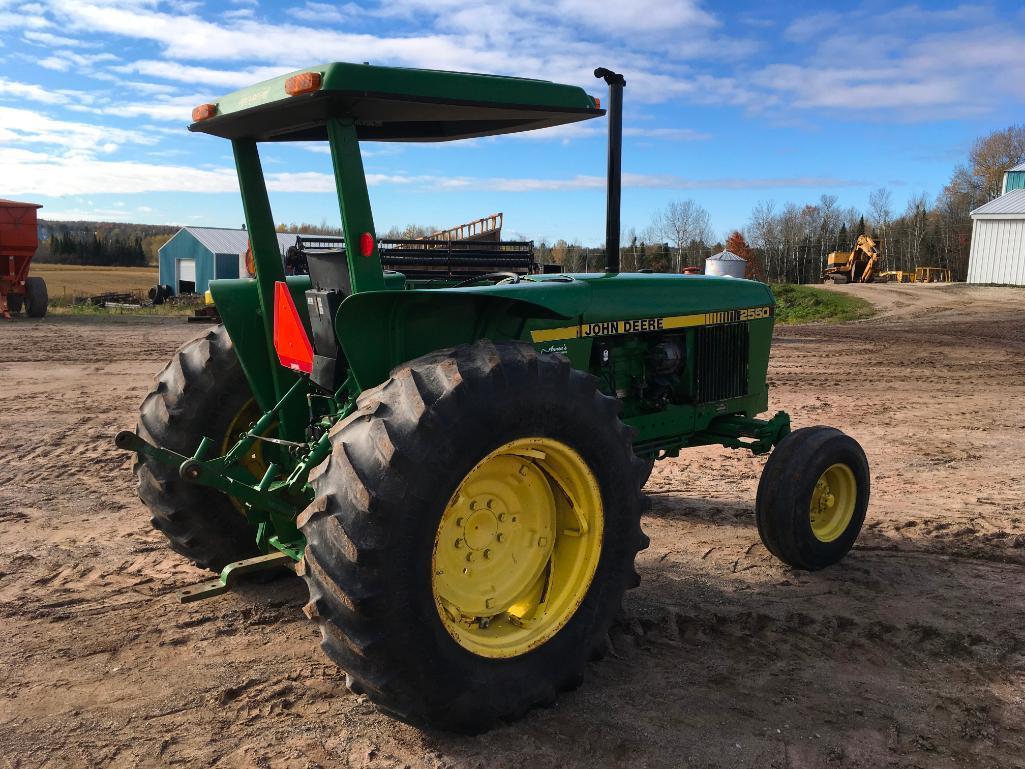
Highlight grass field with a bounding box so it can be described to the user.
[771,283,874,324]
[30,264,158,301]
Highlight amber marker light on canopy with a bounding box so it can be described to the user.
[273,281,314,374]
[192,103,217,121]
[593,96,601,109]
[285,71,322,96]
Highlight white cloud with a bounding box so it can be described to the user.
[114,59,291,88]
[0,9,48,29]
[35,49,118,72]
[104,94,215,122]
[0,77,68,104]
[783,12,841,43]
[551,0,716,35]
[23,30,87,46]
[46,0,723,104]
[758,7,1025,118]
[289,1,346,23]
[0,147,241,195]
[0,106,158,153]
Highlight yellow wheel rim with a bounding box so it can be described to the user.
[431,437,604,659]
[809,463,857,542]
[221,397,269,516]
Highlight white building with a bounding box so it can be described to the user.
[967,188,1025,286]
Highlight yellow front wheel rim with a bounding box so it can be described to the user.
[432,437,604,659]
[809,463,857,542]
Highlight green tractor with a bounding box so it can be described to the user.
[116,63,869,731]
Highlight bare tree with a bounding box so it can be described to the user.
[969,124,1025,199]
[650,200,712,272]
[902,193,930,269]
[868,187,893,265]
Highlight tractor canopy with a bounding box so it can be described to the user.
[189,62,604,142]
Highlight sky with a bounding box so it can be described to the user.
[1,0,1024,245]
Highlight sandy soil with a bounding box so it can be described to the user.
[1,283,1024,769]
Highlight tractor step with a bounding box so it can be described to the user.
[178,551,295,603]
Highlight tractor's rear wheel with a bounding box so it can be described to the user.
[755,426,869,570]
[298,340,649,732]
[24,277,47,318]
[134,324,262,572]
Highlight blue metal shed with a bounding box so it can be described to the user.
[1003,162,1025,194]
[157,227,312,295]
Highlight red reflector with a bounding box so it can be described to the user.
[360,232,374,257]
[273,281,313,374]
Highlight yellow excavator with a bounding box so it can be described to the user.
[823,234,883,284]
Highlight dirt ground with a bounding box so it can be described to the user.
[1,283,1024,769]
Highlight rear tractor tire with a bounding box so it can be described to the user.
[24,276,47,318]
[134,324,264,572]
[298,340,650,732]
[755,426,869,570]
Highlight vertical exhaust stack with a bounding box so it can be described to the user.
[594,67,625,274]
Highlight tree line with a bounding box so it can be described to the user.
[35,220,177,267]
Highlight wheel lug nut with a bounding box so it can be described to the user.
[466,552,475,562]
[496,533,504,543]
[486,499,493,509]
[456,517,464,526]
[497,513,506,522]
[454,538,464,548]
[483,549,492,559]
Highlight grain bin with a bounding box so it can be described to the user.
[704,249,747,278]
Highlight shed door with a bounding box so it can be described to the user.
[177,259,196,294]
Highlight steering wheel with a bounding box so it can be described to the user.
[451,272,521,288]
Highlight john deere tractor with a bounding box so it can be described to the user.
[117,63,870,732]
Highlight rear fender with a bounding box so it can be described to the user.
[208,276,311,415]
[335,289,575,391]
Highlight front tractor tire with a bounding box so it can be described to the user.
[134,324,261,572]
[755,426,869,571]
[298,340,649,732]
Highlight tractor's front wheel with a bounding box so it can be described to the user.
[134,324,262,572]
[298,340,649,732]
[755,426,869,570]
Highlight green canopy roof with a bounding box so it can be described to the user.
[190,62,604,143]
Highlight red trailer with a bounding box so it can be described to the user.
[0,199,47,318]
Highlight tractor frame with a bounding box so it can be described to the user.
[117,62,792,596]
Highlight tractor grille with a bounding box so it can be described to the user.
[694,322,749,403]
